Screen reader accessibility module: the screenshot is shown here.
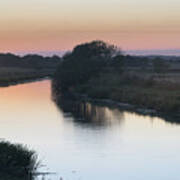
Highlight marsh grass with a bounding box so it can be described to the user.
[0,67,54,86]
[0,141,39,180]
[74,71,180,113]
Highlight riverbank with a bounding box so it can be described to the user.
[53,69,180,117]
[72,71,180,114]
[53,41,180,115]
[0,76,51,87]
[0,68,53,87]
[0,53,61,87]
[53,89,180,125]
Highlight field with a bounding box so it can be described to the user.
[74,70,180,113]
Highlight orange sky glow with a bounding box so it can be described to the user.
[0,0,180,52]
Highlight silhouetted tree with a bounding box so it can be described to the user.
[54,40,121,91]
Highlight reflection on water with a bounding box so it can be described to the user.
[51,82,180,126]
[52,93,124,128]
[1,80,180,180]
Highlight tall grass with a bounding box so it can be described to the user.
[74,71,180,113]
[0,67,54,86]
[0,141,39,180]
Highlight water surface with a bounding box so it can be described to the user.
[0,80,180,180]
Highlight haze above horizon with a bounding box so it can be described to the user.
[1,0,180,53]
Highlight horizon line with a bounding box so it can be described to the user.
[1,48,180,57]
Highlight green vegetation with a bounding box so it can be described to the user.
[0,141,39,180]
[0,53,61,86]
[75,72,180,112]
[54,41,119,91]
[152,57,170,73]
[0,67,53,86]
[53,40,180,114]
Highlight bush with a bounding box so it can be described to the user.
[0,141,39,180]
[54,40,120,91]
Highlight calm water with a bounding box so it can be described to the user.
[0,80,180,180]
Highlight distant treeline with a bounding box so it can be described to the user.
[0,53,61,69]
[0,53,62,86]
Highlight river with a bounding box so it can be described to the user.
[0,80,180,180]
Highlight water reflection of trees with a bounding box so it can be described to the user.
[51,86,124,127]
[51,81,180,125]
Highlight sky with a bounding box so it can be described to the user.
[0,0,180,53]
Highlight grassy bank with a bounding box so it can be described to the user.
[0,53,61,86]
[53,40,180,114]
[0,67,54,86]
[0,141,38,180]
[74,71,180,113]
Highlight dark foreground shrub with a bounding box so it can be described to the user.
[0,141,39,180]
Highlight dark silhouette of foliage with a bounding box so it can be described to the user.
[52,40,180,114]
[72,40,118,58]
[0,53,62,85]
[0,141,39,180]
[54,40,120,91]
[152,57,170,73]
[0,53,61,69]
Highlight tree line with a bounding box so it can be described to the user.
[54,40,172,92]
[0,53,61,70]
